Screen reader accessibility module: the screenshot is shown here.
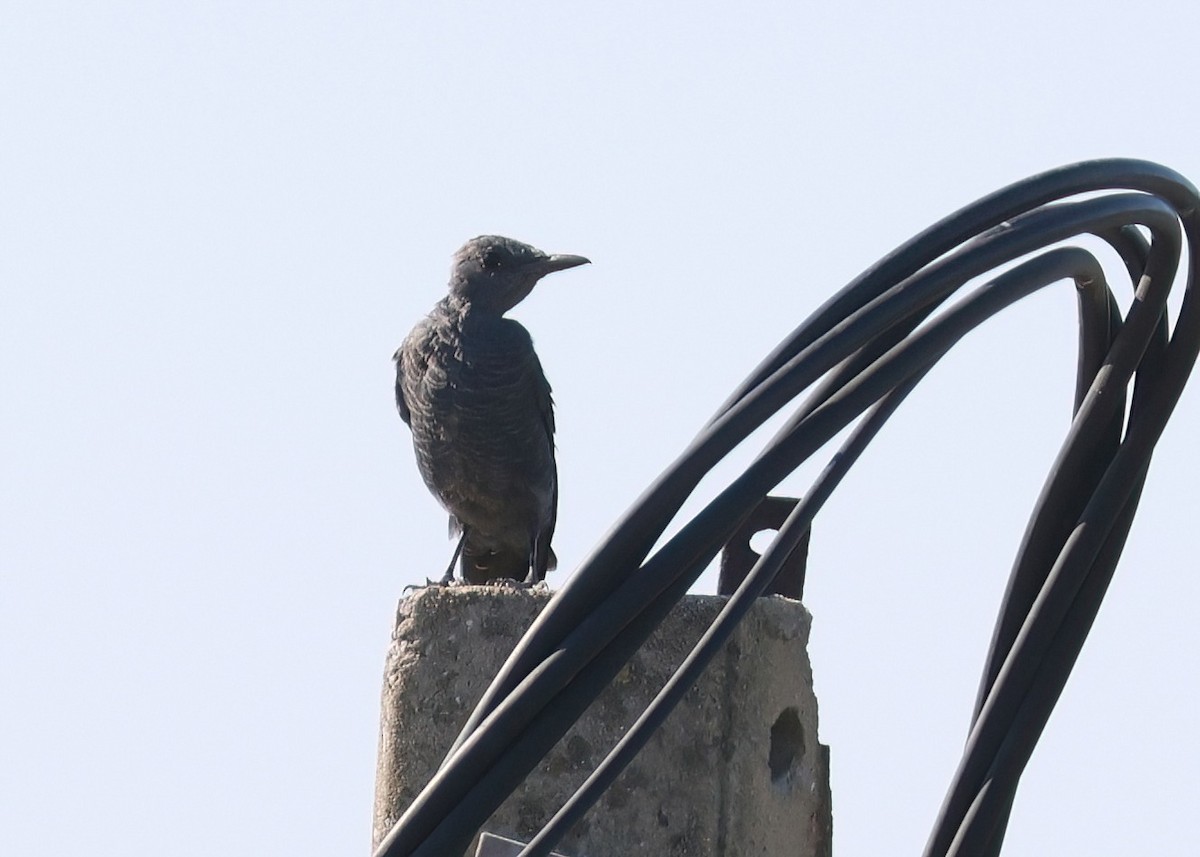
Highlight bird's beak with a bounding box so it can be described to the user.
[538,253,591,275]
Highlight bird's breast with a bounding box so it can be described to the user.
[399,314,555,519]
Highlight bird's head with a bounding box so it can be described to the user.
[447,235,590,314]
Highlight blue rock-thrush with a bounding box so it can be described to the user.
[395,236,590,584]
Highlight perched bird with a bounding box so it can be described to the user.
[395,236,590,584]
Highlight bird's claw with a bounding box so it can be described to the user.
[484,577,548,591]
[485,577,527,590]
[402,575,460,594]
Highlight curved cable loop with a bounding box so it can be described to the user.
[518,247,1115,857]
[385,197,1171,857]
[373,159,1200,857]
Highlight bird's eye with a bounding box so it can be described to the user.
[481,248,504,270]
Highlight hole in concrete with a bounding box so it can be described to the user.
[769,707,805,786]
[749,528,778,556]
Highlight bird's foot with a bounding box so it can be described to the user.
[402,574,460,594]
[484,577,547,591]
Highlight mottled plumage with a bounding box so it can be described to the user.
[395,236,589,584]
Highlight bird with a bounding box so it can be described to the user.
[394,235,590,585]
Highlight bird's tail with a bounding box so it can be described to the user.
[461,541,534,585]
[460,539,556,584]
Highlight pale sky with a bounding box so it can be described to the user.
[3,2,1198,855]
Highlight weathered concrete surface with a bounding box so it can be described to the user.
[373,587,831,857]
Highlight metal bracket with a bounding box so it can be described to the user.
[476,831,572,857]
[718,495,808,599]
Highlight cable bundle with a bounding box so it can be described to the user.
[375,159,1199,857]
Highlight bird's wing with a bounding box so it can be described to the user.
[392,346,412,426]
[532,348,555,440]
[527,336,558,576]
